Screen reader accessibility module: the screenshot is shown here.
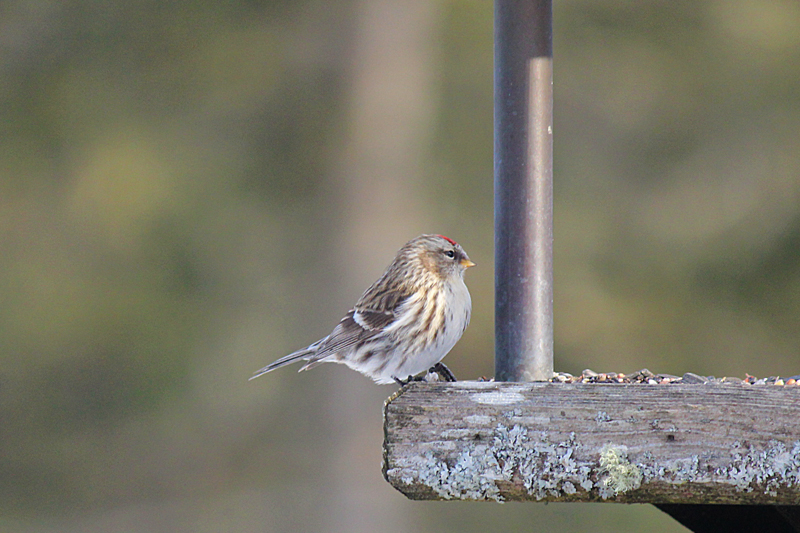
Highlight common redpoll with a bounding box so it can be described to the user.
[250,234,475,385]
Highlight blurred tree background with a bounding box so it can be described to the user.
[1,0,798,531]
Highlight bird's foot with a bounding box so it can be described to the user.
[393,363,456,387]
[430,362,457,382]
[393,374,426,387]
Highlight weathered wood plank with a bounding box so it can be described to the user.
[382,381,800,504]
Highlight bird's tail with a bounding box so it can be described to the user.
[249,341,321,381]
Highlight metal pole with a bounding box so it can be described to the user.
[494,0,554,382]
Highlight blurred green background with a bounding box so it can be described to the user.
[2,0,798,531]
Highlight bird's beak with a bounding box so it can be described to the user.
[460,258,476,269]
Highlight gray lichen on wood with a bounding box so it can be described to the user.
[382,381,800,504]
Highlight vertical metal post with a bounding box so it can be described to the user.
[494,0,554,382]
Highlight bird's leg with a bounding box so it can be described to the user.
[430,362,457,382]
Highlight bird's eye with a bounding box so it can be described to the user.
[444,250,455,259]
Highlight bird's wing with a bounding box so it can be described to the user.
[312,310,385,357]
[312,288,412,358]
[355,274,412,317]
[351,306,396,330]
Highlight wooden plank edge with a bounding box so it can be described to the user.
[382,381,800,504]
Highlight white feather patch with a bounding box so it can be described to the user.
[352,309,370,329]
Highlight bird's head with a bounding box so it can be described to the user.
[403,234,475,282]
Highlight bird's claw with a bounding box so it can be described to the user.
[393,374,424,387]
[392,363,456,387]
[430,362,457,382]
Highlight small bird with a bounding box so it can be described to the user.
[250,234,475,385]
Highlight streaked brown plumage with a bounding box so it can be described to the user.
[250,234,474,384]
